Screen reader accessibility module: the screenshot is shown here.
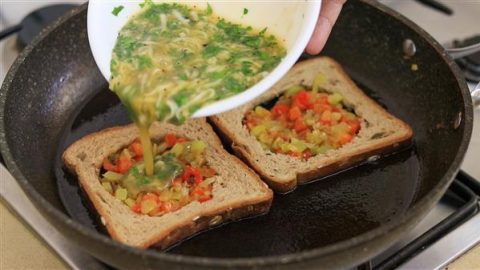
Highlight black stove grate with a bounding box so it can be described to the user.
[454,35,480,83]
[359,171,480,270]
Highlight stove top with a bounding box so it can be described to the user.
[1,1,480,269]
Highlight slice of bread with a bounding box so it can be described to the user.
[210,57,413,193]
[63,119,273,249]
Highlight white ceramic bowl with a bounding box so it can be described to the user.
[88,0,321,117]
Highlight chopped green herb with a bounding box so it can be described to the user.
[224,77,244,93]
[139,0,152,8]
[113,35,139,59]
[203,44,222,58]
[136,55,152,70]
[112,5,124,16]
[241,61,253,75]
[207,70,228,80]
[173,91,189,106]
[136,176,151,186]
[259,27,268,35]
[243,8,249,15]
[178,73,188,80]
[206,3,213,15]
[243,36,261,48]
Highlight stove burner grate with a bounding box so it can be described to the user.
[357,171,480,270]
[454,35,480,83]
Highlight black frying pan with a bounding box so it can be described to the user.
[0,1,473,269]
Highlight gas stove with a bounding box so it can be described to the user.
[1,1,480,269]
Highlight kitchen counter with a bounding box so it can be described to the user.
[1,199,479,269]
[1,201,67,270]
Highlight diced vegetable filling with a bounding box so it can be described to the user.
[244,75,362,159]
[101,133,216,216]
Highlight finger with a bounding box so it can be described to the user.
[305,0,346,55]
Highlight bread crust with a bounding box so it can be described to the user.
[63,119,273,248]
[210,57,413,193]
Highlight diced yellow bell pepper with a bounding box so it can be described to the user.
[102,171,123,182]
[285,85,303,97]
[328,92,343,105]
[291,138,308,152]
[125,198,136,207]
[251,125,267,136]
[254,106,271,118]
[312,73,327,92]
[331,112,343,122]
[141,200,157,214]
[191,140,206,154]
[115,188,128,201]
[170,143,184,157]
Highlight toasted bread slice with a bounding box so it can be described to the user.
[63,119,273,249]
[210,57,413,193]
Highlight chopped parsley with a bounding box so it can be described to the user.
[136,55,152,70]
[206,3,213,15]
[203,44,222,58]
[243,8,249,15]
[112,5,124,16]
[259,27,268,35]
[139,0,152,8]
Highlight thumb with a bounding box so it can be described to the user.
[305,0,346,55]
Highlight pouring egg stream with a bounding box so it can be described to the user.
[109,1,286,176]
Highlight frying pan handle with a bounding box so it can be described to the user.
[445,43,480,60]
[472,82,480,110]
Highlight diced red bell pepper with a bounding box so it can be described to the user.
[287,151,302,157]
[172,177,183,187]
[192,186,212,203]
[317,95,329,104]
[244,114,259,129]
[197,194,212,203]
[141,193,159,203]
[116,155,133,174]
[347,119,361,134]
[339,133,353,145]
[289,106,302,121]
[149,206,164,216]
[192,186,205,196]
[332,107,341,113]
[182,166,203,184]
[294,118,308,132]
[313,103,331,114]
[129,141,143,157]
[103,158,117,172]
[165,133,177,147]
[293,91,311,109]
[302,150,313,160]
[161,201,173,212]
[176,137,188,143]
[272,103,290,117]
[131,203,141,213]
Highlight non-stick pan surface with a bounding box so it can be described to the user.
[0,0,472,269]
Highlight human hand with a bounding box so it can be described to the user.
[305,0,346,55]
